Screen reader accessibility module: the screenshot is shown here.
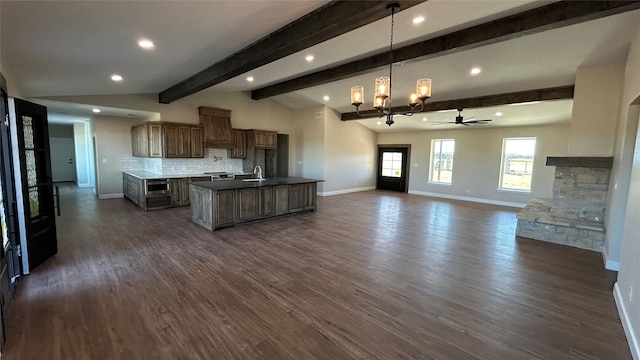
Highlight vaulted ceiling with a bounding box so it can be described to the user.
[2,1,639,132]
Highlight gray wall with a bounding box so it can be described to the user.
[48,124,74,138]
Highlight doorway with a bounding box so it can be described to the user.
[377,145,410,192]
[50,137,76,182]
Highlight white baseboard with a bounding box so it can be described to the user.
[408,190,527,208]
[614,282,639,360]
[98,193,124,200]
[319,186,375,197]
[77,182,93,188]
[602,246,620,271]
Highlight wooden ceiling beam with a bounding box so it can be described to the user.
[340,85,575,121]
[158,0,426,104]
[252,1,640,100]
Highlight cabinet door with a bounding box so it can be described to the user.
[274,185,289,215]
[237,188,257,222]
[190,127,204,158]
[199,106,234,148]
[265,132,277,148]
[149,124,163,158]
[289,184,305,212]
[181,178,191,204]
[229,129,246,158]
[169,178,182,206]
[164,124,179,158]
[131,125,149,157]
[254,131,266,147]
[258,187,274,218]
[215,190,236,227]
[303,183,317,210]
[178,126,191,158]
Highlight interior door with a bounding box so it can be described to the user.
[377,146,410,192]
[49,137,76,182]
[12,98,58,272]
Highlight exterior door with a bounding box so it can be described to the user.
[12,98,58,272]
[49,137,76,182]
[377,145,410,192]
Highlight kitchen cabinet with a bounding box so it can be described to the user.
[131,122,203,158]
[274,185,289,216]
[123,173,143,208]
[229,129,247,158]
[247,129,277,149]
[170,176,211,207]
[199,106,234,148]
[237,188,257,222]
[258,187,274,218]
[290,183,316,213]
[215,190,236,227]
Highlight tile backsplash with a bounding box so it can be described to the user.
[121,148,244,175]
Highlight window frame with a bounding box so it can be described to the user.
[498,137,536,193]
[428,139,455,185]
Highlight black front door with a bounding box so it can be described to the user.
[13,98,57,272]
[377,146,410,192]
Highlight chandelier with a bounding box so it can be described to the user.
[350,3,432,126]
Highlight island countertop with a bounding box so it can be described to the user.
[190,177,325,191]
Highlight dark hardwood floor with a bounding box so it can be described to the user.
[2,185,631,359]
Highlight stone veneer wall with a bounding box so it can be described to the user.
[516,157,612,252]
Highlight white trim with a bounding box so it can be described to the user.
[98,193,124,200]
[77,183,93,188]
[602,246,620,271]
[8,98,29,275]
[614,282,639,360]
[408,190,527,208]
[318,186,375,197]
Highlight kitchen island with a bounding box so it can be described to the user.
[190,177,323,231]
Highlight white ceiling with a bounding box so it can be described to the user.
[1,1,639,132]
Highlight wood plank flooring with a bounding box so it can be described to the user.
[2,185,631,359]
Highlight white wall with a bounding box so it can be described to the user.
[92,115,140,198]
[291,106,325,192]
[322,107,377,194]
[378,124,569,207]
[73,122,92,187]
[0,57,24,98]
[612,22,640,360]
[568,62,625,156]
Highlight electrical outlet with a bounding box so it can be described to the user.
[629,286,633,302]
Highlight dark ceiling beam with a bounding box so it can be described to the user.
[340,85,575,121]
[252,1,640,100]
[158,0,426,104]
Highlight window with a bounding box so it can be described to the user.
[381,152,403,177]
[499,137,536,191]
[429,139,455,184]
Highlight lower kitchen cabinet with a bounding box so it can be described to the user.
[290,183,316,212]
[170,178,189,206]
[215,190,236,227]
[237,188,258,222]
[123,173,143,207]
[274,185,289,216]
[258,187,274,218]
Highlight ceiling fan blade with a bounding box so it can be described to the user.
[463,119,492,124]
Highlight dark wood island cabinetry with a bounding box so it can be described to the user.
[190,177,322,231]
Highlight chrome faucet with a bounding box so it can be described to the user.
[253,165,263,180]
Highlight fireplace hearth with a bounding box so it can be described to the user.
[516,157,613,251]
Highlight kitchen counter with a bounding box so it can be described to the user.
[122,170,252,180]
[190,177,324,231]
[190,177,323,191]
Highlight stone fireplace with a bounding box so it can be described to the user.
[516,157,613,251]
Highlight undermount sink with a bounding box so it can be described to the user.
[242,178,266,182]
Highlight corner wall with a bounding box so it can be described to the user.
[612,21,640,360]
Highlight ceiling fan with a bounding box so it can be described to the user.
[432,108,492,126]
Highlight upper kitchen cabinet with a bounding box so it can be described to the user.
[131,122,203,158]
[247,129,277,149]
[199,106,233,148]
[229,129,247,158]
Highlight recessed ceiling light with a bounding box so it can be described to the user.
[436,109,456,113]
[495,111,503,117]
[305,55,314,62]
[111,74,123,82]
[413,16,425,24]
[92,108,101,113]
[138,39,154,49]
[246,76,254,82]
[323,95,330,101]
[422,117,428,122]
[508,101,541,106]
[377,121,382,125]
[470,67,481,75]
